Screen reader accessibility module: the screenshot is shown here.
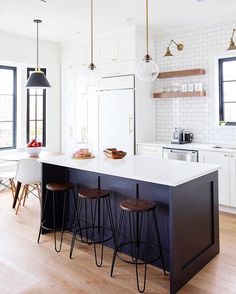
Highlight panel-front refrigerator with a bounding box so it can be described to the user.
[98,75,135,155]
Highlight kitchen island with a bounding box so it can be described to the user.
[39,155,220,294]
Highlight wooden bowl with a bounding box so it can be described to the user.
[103,148,127,159]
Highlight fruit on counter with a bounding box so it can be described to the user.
[27,139,42,147]
[73,148,93,159]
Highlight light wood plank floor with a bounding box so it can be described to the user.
[0,190,236,294]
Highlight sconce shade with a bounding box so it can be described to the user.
[164,47,173,57]
[26,70,51,88]
[227,39,236,51]
[164,40,184,57]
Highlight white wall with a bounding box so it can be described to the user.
[155,20,236,146]
[0,30,61,151]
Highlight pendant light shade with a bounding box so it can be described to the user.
[26,19,51,88]
[227,29,236,51]
[136,0,159,82]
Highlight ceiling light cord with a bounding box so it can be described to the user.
[91,0,94,65]
[146,0,149,56]
[36,21,39,71]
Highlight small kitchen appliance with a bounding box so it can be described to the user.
[171,128,194,144]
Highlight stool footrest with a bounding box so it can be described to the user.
[115,241,162,265]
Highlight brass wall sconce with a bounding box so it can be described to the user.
[164,40,184,57]
[227,29,236,51]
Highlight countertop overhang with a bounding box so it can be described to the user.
[38,155,220,187]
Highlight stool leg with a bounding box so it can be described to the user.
[91,198,105,267]
[152,209,167,276]
[54,191,67,253]
[70,196,83,258]
[106,197,115,242]
[110,209,124,277]
[84,199,90,244]
[134,211,148,293]
[37,189,49,243]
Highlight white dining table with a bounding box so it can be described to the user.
[0,150,61,161]
[0,150,61,208]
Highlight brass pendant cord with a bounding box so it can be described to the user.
[36,21,39,71]
[90,0,94,65]
[146,0,149,55]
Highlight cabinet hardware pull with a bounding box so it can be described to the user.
[224,154,228,157]
[129,114,133,134]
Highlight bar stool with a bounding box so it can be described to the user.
[70,187,115,267]
[37,182,76,252]
[110,198,167,293]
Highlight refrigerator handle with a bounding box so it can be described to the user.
[129,114,133,134]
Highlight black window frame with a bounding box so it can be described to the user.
[26,68,47,146]
[0,65,17,150]
[219,57,236,126]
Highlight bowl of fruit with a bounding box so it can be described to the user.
[26,139,42,157]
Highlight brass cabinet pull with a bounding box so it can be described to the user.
[129,114,133,134]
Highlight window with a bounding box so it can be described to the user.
[219,57,236,125]
[0,65,17,149]
[26,68,46,145]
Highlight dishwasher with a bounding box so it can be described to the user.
[163,147,198,162]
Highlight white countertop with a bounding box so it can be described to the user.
[39,154,220,187]
[137,141,236,153]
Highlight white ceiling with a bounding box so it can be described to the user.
[0,0,236,42]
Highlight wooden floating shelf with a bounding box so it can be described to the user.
[153,91,206,99]
[157,68,206,79]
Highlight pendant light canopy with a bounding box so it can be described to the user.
[136,0,159,82]
[26,19,51,89]
[87,0,99,87]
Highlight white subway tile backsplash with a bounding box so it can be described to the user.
[155,20,236,146]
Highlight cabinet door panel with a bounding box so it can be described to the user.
[199,151,230,205]
[229,155,236,207]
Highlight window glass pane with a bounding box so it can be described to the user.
[29,121,36,141]
[223,60,236,81]
[0,95,13,121]
[223,82,236,102]
[37,121,43,143]
[224,103,236,122]
[29,96,36,120]
[29,88,37,96]
[0,122,13,148]
[36,96,43,120]
[0,69,14,95]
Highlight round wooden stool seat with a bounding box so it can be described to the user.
[46,182,74,192]
[78,188,110,199]
[120,198,156,212]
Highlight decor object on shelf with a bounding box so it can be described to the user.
[136,0,159,82]
[194,83,203,91]
[227,28,236,51]
[86,0,99,87]
[164,40,184,57]
[26,20,51,88]
[187,83,194,92]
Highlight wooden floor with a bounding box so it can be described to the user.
[0,190,236,294]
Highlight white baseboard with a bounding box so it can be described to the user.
[219,205,236,215]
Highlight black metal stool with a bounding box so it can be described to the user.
[110,198,167,293]
[37,182,76,252]
[70,187,115,267]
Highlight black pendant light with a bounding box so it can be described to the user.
[26,19,51,88]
